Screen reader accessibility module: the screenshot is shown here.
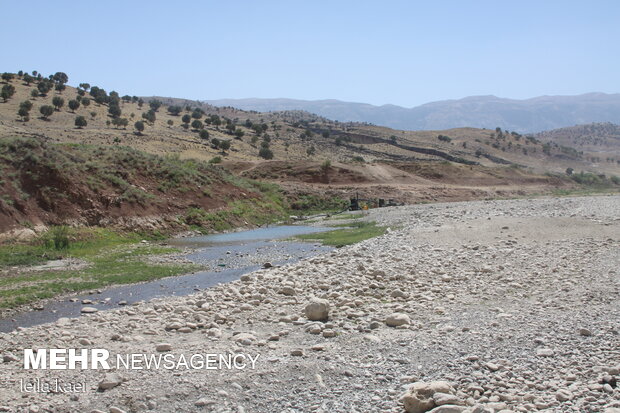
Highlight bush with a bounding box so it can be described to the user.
[259,147,274,159]
[43,226,71,250]
[209,156,222,164]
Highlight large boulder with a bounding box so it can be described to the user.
[386,312,411,327]
[304,298,330,321]
[401,381,455,413]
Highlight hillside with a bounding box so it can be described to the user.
[536,122,620,163]
[1,70,619,236]
[206,93,620,133]
[0,137,294,238]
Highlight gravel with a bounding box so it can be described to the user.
[0,195,618,413]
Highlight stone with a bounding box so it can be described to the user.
[156,343,172,352]
[98,373,123,390]
[402,381,454,413]
[80,306,98,314]
[427,406,467,413]
[536,348,554,357]
[305,298,330,321]
[386,312,411,327]
[579,328,592,336]
[555,389,573,402]
[433,392,462,406]
[195,398,215,407]
[109,408,127,413]
[291,349,304,356]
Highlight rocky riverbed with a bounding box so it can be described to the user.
[0,195,619,413]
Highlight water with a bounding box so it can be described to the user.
[0,225,332,333]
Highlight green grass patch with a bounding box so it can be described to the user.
[295,221,386,247]
[0,228,198,309]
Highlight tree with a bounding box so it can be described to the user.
[68,99,80,112]
[199,129,209,140]
[149,100,162,112]
[191,120,203,130]
[37,81,51,96]
[1,84,16,102]
[566,167,574,176]
[18,107,30,121]
[1,73,14,83]
[79,83,90,91]
[191,110,203,119]
[259,147,274,159]
[81,97,90,107]
[168,105,182,116]
[30,89,39,99]
[39,105,54,120]
[219,140,231,151]
[234,129,245,139]
[52,96,64,111]
[20,100,33,111]
[211,138,220,147]
[55,83,66,93]
[182,114,191,125]
[134,120,145,135]
[23,73,34,85]
[108,103,122,118]
[75,116,87,128]
[142,110,156,123]
[167,119,174,127]
[90,111,97,119]
[52,72,69,84]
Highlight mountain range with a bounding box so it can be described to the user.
[206,93,620,133]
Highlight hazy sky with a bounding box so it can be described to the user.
[2,0,619,107]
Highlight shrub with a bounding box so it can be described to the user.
[259,147,274,159]
[43,226,70,250]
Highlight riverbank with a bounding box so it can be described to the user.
[0,195,618,412]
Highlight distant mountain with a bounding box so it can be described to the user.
[206,93,620,133]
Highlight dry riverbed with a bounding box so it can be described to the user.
[0,195,619,413]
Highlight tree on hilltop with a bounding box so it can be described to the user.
[1,84,16,102]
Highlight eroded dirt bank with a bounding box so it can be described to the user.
[0,195,619,413]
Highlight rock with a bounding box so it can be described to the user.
[555,389,573,401]
[485,362,500,372]
[98,373,123,390]
[234,333,257,345]
[291,349,304,356]
[156,343,172,352]
[2,353,18,362]
[579,328,592,336]
[536,348,554,357]
[433,392,462,406]
[386,312,411,327]
[304,298,330,321]
[278,286,296,296]
[427,406,467,413]
[195,398,215,407]
[604,409,620,413]
[263,262,273,268]
[80,306,98,314]
[402,381,454,413]
[109,407,127,413]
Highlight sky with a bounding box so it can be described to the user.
[2,0,619,107]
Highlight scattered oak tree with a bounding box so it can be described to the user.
[75,115,87,128]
